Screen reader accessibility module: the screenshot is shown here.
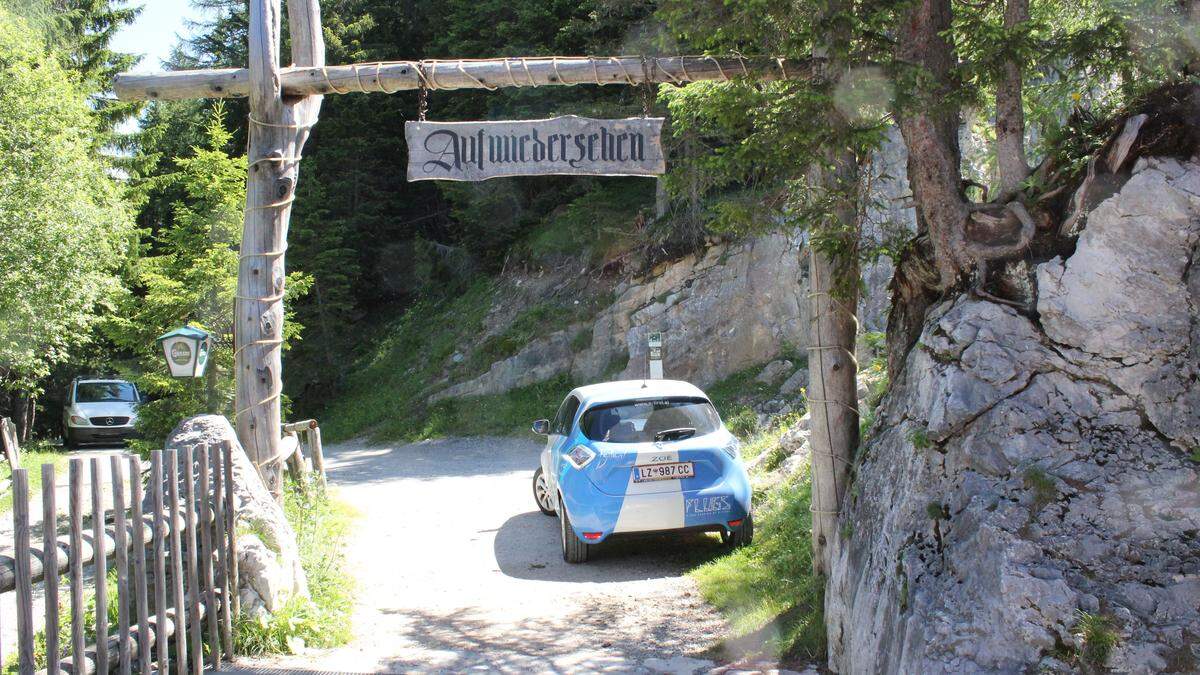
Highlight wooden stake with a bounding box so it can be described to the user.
[42,464,60,675]
[183,446,202,675]
[165,450,187,674]
[110,456,132,675]
[89,457,108,672]
[128,456,150,675]
[13,469,34,674]
[213,442,232,662]
[68,460,84,675]
[150,451,169,673]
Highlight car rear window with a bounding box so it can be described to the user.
[580,397,721,443]
[76,382,138,403]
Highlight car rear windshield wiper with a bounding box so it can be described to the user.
[654,427,696,442]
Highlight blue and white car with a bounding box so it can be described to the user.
[531,380,753,563]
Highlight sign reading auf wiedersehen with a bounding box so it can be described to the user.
[405,116,665,182]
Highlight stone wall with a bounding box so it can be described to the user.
[826,158,1200,673]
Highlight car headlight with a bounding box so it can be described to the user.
[69,414,88,426]
[566,445,596,469]
[722,439,742,460]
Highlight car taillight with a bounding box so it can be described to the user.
[582,532,603,540]
[566,445,595,469]
[727,519,743,528]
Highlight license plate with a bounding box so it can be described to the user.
[633,461,694,483]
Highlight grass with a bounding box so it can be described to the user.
[1073,610,1119,667]
[513,181,654,267]
[0,439,69,513]
[1023,465,1058,513]
[234,478,357,655]
[690,460,824,663]
[2,570,120,673]
[385,373,573,441]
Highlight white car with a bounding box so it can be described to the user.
[62,378,141,448]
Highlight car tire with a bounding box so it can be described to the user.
[533,467,556,516]
[63,427,77,450]
[723,513,754,548]
[559,498,590,564]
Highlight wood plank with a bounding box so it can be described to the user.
[109,456,131,675]
[127,456,150,675]
[89,458,108,672]
[69,460,85,675]
[212,442,232,662]
[280,419,317,433]
[113,56,817,101]
[149,451,168,673]
[13,469,35,674]
[165,449,187,674]
[42,463,60,675]
[197,444,220,669]
[310,426,326,490]
[223,440,239,622]
[182,445,202,675]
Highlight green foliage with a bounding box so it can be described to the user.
[907,426,931,450]
[235,480,356,656]
[690,470,824,661]
[706,354,806,440]
[0,8,134,393]
[114,105,311,447]
[1023,465,1058,513]
[1073,610,1119,667]
[0,440,69,514]
[411,374,573,440]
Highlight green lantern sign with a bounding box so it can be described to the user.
[156,326,213,378]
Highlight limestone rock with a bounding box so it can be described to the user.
[827,159,1200,673]
[166,415,308,615]
[755,360,794,385]
[779,367,808,395]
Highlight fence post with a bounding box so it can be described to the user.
[223,439,239,622]
[68,460,84,675]
[89,457,108,672]
[128,455,150,675]
[150,451,168,673]
[183,445,203,675]
[41,463,60,675]
[310,426,326,490]
[13,468,34,674]
[165,449,188,674]
[213,441,233,662]
[110,456,132,674]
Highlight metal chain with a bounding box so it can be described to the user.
[639,56,653,117]
[417,64,429,122]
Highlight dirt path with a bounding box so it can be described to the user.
[231,437,806,674]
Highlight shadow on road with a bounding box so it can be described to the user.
[494,510,726,583]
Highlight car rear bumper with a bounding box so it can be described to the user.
[559,470,751,543]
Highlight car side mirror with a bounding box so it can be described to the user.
[531,419,550,435]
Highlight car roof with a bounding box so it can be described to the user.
[570,380,709,409]
[76,379,133,385]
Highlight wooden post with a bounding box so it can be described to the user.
[182,446,202,675]
[165,450,187,674]
[222,440,239,622]
[310,426,326,490]
[42,464,60,675]
[1,417,19,473]
[89,457,108,672]
[13,469,34,674]
[213,443,233,662]
[68,460,84,675]
[149,451,168,673]
[110,456,132,675]
[128,456,150,675]
[235,0,325,499]
[198,444,221,670]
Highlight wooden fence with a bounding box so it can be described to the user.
[281,420,326,491]
[0,443,238,674]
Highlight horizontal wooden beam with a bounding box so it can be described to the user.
[113,56,820,101]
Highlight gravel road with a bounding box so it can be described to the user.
[231,436,798,674]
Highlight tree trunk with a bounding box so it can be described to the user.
[235,0,324,501]
[12,392,31,443]
[806,150,861,576]
[895,0,971,289]
[995,0,1030,198]
[806,5,862,578]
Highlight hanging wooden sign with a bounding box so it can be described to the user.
[405,116,665,182]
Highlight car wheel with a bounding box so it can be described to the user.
[533,467,556,516]
[63,427,77,450]
[559,498,590,563]
[723,513,754,548]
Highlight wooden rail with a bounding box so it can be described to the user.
[281,420,327,490]
[2,443,239,674]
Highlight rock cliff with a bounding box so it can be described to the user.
[826,159,1200,672]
